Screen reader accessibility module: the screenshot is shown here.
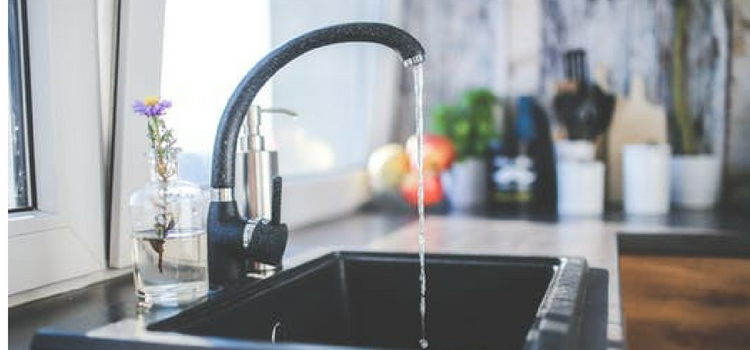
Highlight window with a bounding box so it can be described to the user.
[8,0,34,212]
[159,0,400,183]
[8,0,406,298]
[110,0,402,266]
[160,0,272,186]
[8,0,107,299]
[269,0,401,177]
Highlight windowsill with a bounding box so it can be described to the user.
[9,268,131,308]
[8,210,67,238]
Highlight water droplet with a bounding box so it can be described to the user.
[419,338,429,349]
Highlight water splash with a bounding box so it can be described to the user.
[411,62,429,349]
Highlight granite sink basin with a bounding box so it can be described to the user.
[33,251,590,350]
[154,252,588,350]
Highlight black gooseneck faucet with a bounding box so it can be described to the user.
[207,22,425,288]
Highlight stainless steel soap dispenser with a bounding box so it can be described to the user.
[236,105,296,220]
[236,105,295,278]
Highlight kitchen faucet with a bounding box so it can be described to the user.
[207,22,425,288]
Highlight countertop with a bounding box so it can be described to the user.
[10,209,750,350]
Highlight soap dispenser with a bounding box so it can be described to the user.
[236,105,296,277]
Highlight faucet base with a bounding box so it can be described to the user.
[207,201,247,287]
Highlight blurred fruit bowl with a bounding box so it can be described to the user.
[367,134,456,208]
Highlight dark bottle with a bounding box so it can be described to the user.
[526,97,556,213]
[486,101,520,212]
[486,96,556,213]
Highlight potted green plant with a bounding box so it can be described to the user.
[432,88,499,209]
[669,0,721,210]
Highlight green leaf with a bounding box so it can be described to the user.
[431,88,501,159]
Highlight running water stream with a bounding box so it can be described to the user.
[410,62,429,349]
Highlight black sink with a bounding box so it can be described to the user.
[149,251,589,350]
[32,251,590,350]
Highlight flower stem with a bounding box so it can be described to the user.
[148,239,166,273]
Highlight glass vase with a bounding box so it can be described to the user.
[129,149,208,308]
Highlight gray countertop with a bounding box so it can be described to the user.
[10,210,750,350]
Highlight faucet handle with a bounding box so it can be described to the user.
[243,176,287,266]
[271,176,282,225]
[244,219,288,266]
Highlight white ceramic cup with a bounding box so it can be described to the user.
[557,160,604,216]
[622,144,671,215]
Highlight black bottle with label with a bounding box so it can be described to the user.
[486,96,556,214]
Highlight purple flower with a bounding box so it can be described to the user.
[133,96,172,117]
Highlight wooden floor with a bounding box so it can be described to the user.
[620,255,750,350]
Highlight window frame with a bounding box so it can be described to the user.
[108,0,166,268]
[8,0,109,298]
[8,0,36,213]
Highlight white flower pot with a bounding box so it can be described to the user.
[442,158,486,210]
[671,155,721,210]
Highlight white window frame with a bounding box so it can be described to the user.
[8,0,109,298]
[108,0,166,268]
[109,0,402,267]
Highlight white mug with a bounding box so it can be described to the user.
[557,160,604,216]
[622,144,671,215]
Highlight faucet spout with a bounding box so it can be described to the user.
[211,22,424,189]
[207,22,424,288]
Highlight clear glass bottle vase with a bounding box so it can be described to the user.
[129,149,208,308]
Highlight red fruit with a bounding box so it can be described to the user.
[400,171,443,207]
[406,134,456,173]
